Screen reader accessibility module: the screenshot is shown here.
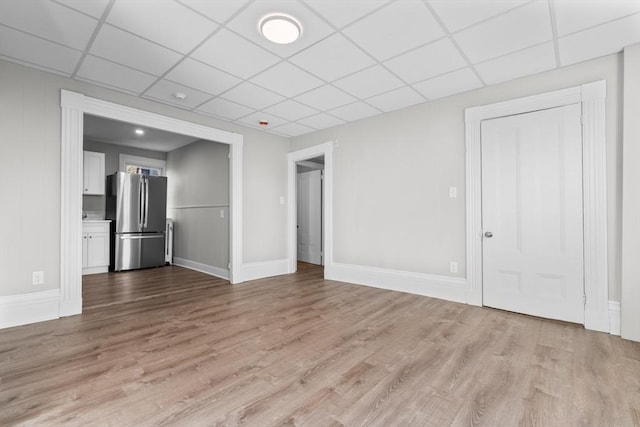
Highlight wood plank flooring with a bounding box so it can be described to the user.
[1,264,639,426]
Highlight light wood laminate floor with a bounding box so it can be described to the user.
[1,264,639,426]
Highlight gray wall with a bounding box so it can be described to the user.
[167,140,230,271]
[82,139,166,216]
[0,58,288,297]
[290,53,623,302]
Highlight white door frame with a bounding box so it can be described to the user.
[465,81,610,333]
[59,90,244,317]
[287,142,334,278]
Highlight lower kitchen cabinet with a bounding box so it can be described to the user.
[82,221,110,275]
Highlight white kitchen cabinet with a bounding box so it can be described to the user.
[82,221,110,275]
[83,151,105,195]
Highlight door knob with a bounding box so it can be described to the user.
[484,231,493,238]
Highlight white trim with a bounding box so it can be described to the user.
[60,90,244,321]
[82,266,108,275]
[464,81,609,332]
[0,290,60,329]
[119,154,167,175]
[609,301,621,336]
[331,263,467,304]
[173,257,230,281]
[287,142,334,279]
[240,259,289,282]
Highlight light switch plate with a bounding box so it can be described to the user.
[449,186,457,198]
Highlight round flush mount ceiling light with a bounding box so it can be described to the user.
[259,13,301,44]
[173,92,187,100]
[135,129,144,135]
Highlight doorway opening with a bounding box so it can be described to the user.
[287,142,334,278]
[60,89,243,317]
[296,156,324,267]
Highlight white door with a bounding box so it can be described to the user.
[297,170,322,265]
[481,104,584,324]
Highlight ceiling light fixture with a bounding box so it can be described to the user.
[259,120,269,126]
[259,13,301,44]
[173,92,187,100]
[135,129,144,135]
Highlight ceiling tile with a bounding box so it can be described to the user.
[0,0,97,50]
[191,28,280,79]
[289,33,375,82]
[54,0,110,18]
[384,38,467,84]
[298,113,346,130]
[328,101,382,122]
[413,68,483,100]
[143,80,211,110]
[296,85,356,111]
[90,24,182,76]
[235,112,288,130]
[106,0,216,54]
[270,122,315,137]
[226,0,334,57]
[0,25,81,75]
[263,100,318,121]
[453,0,552,63]
[294,85,357,111]
[195,97,254,120]
[76,55,157,94]
[177,0,251,24]
[554,0,640,36]
[252,62,324,98]
[220,82,285,110]
[343,0,444,61]
[143,79,213,109]
[558,13,640,66]
[427,0,529,32]
[333,65,404,99]
[303,0,390,29]
[366,87,425,112]
[475,42,556,85]
[165,58,240,96]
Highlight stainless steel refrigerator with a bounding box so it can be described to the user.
[106,172,167,271]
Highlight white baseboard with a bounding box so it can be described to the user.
[173,257,230,281]
[331,262,467,304]
[82,266,108,275]
[609,300,621,336]
[0,289,60,329]
[240,259,289,283]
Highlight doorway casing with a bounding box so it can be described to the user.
[464,81,609,333]
[60,89,243,316]
[287,142,334,277]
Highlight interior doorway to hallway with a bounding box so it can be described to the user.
[296,156,324,266]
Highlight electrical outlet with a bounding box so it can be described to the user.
[220,210,225,219]
[32,271,44,285]
[449,262,458,274]
[279,196,285,205]
[449,186,457,198]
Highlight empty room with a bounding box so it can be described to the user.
[1,0,639,425]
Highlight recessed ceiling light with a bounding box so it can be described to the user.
[259,120,269,126]
[259,14,301,44]
[173,92,187,100]
[135,129,144,135]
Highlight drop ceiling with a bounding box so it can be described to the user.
[1,0,639,137]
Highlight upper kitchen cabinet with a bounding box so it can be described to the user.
[83,150,105,195]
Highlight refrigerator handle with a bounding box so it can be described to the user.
[144,176,149,228]
[138,177,144,229]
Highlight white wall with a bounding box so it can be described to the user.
[290,53,622,301]
[0,59,288,297]
[167,140,229,271]
[621,43,640,341]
